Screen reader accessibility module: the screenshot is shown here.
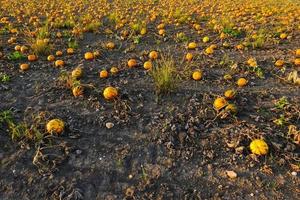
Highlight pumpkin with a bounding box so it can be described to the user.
[99,70,108,78]
[279,33,287,39]
[106,42,115,50]
[128,59,138,68]
[67,48,74,54]
[185,53,193,61]
[192,70,203,80]
[250,139,269,155]
[224,89,236,100]
[275,60,284,67]
[188,42,197,50]
[55,60,65,67]
[46,119,65,134]
[84,52,94,60]
[103,86,118,100]
[56,50,63,56]
[28,54,37,62]
[140,28,147,35]
[14,45,21,51]
[237,78,248,87]
[294,58,300,66]
[21,45,29,53]
[158,29,165,36]
[47,55,55,61]
[110,67,119,74]
[205,47,214,55]
[143,61,152,70]
[213,97,228,111]
[296,49,300,57]
[202,36,210,43]
[149,51,158,60]
[20,63,29,71]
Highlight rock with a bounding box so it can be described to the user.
[105,122,114,129]
[291,171,297,176]
[76,150,82,155]
[226,170,237,179]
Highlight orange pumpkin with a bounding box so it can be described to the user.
[128,59,138,68]
[149,51,159,60]
[55,60,65,67]
[47,55,55,61]
[99,70,108,78]
[237,78,248,87]
[84,52,94,60]
[20,63,29,71]
[103,86,118,100]
[56,50,63,56]
[143,61,152,70]
[67,48,74,55]
[28,54,37,62]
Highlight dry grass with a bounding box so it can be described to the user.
[149,54,179,95]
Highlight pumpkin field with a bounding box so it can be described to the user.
[0,0,300,199]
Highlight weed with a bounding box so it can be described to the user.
[0,73,10,83]
[273,114,287,126]
[30,39,51,55]
[0,110,44,142]
[133,35,142,44]
[175,32,188,43]
[248,65,265,79]
[275,96,289,109]
[149,54,179,94]
[7,51,26,60]
[85,21,101,32]
[36,23,50,39]
[223,27,243,38]
[68,39,79,49]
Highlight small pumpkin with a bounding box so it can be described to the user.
[110,67,119,74]
[84,52,94,60]
[213,97,228,111]
[128,59,138,68]
[103,86,118,100]
[188,42,197,50]
[224,89,236,100]
[237,78,248,87]
[99,70,108,78]
[47,55,55,61]
[28,54,37,62]
[55,60,65,67]
[185,53,193,61]
[106,42,115,50]
[46,119,65,134]
[143,61,152,70]
[56,50,63,56]
[250,139,269,155]
[192,70,203,81]
[20,63,29,71]
[67,48,74,55]
[149,51,158,60]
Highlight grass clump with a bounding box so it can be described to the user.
[149,54,179,95]
[0,110,44,143]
